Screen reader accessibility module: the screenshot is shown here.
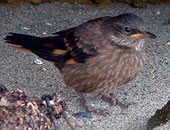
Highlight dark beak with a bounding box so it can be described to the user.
[143,31,157,39]
[130,31,156,39]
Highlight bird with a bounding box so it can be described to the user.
[4,13,156,116]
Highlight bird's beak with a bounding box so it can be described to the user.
[130,31,156,39]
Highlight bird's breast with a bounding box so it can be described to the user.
[62,47,147,95]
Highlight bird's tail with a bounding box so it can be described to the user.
[4,33,70,68]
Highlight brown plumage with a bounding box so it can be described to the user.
[4,13,156,115]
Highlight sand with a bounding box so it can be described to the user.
[0,2,169,130]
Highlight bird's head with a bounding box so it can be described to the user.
[110,13,156,51]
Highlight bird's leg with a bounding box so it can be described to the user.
[101,93,132,109]
[77,91,109,116]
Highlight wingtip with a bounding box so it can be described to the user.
[4,35,11,43]
[4,37,9,43]
[4,33,19,43]
[6,32,15,36]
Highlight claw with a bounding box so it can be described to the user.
[77,91,110,116]
[102,93,133,109]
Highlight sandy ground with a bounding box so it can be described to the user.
[0,2,169,130]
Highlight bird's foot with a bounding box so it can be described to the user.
[101,93,132,109]
[77,92,109,116]
[84,104,109,116]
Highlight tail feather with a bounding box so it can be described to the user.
[4,33,71,68]
[5,33,66,49]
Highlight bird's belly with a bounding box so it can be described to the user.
[62,53,147,95]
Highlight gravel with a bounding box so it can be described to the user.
[0,2,169,130]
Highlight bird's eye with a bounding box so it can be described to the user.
[124,27,131,33]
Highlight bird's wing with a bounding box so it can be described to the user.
[55,16,114,64]
[55,27,98,64]
[5,17,110,68]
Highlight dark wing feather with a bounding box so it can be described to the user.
[54,17,110,63]
[63,31,96,63]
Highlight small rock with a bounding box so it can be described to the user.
[34,59,43,65]
[167,40,170,46]
[74,112,93,119]
[151,75,156,79]
[156,11,160,15]
[21,27,30,30]
[45,22,52,26]
[42,68,47,71]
